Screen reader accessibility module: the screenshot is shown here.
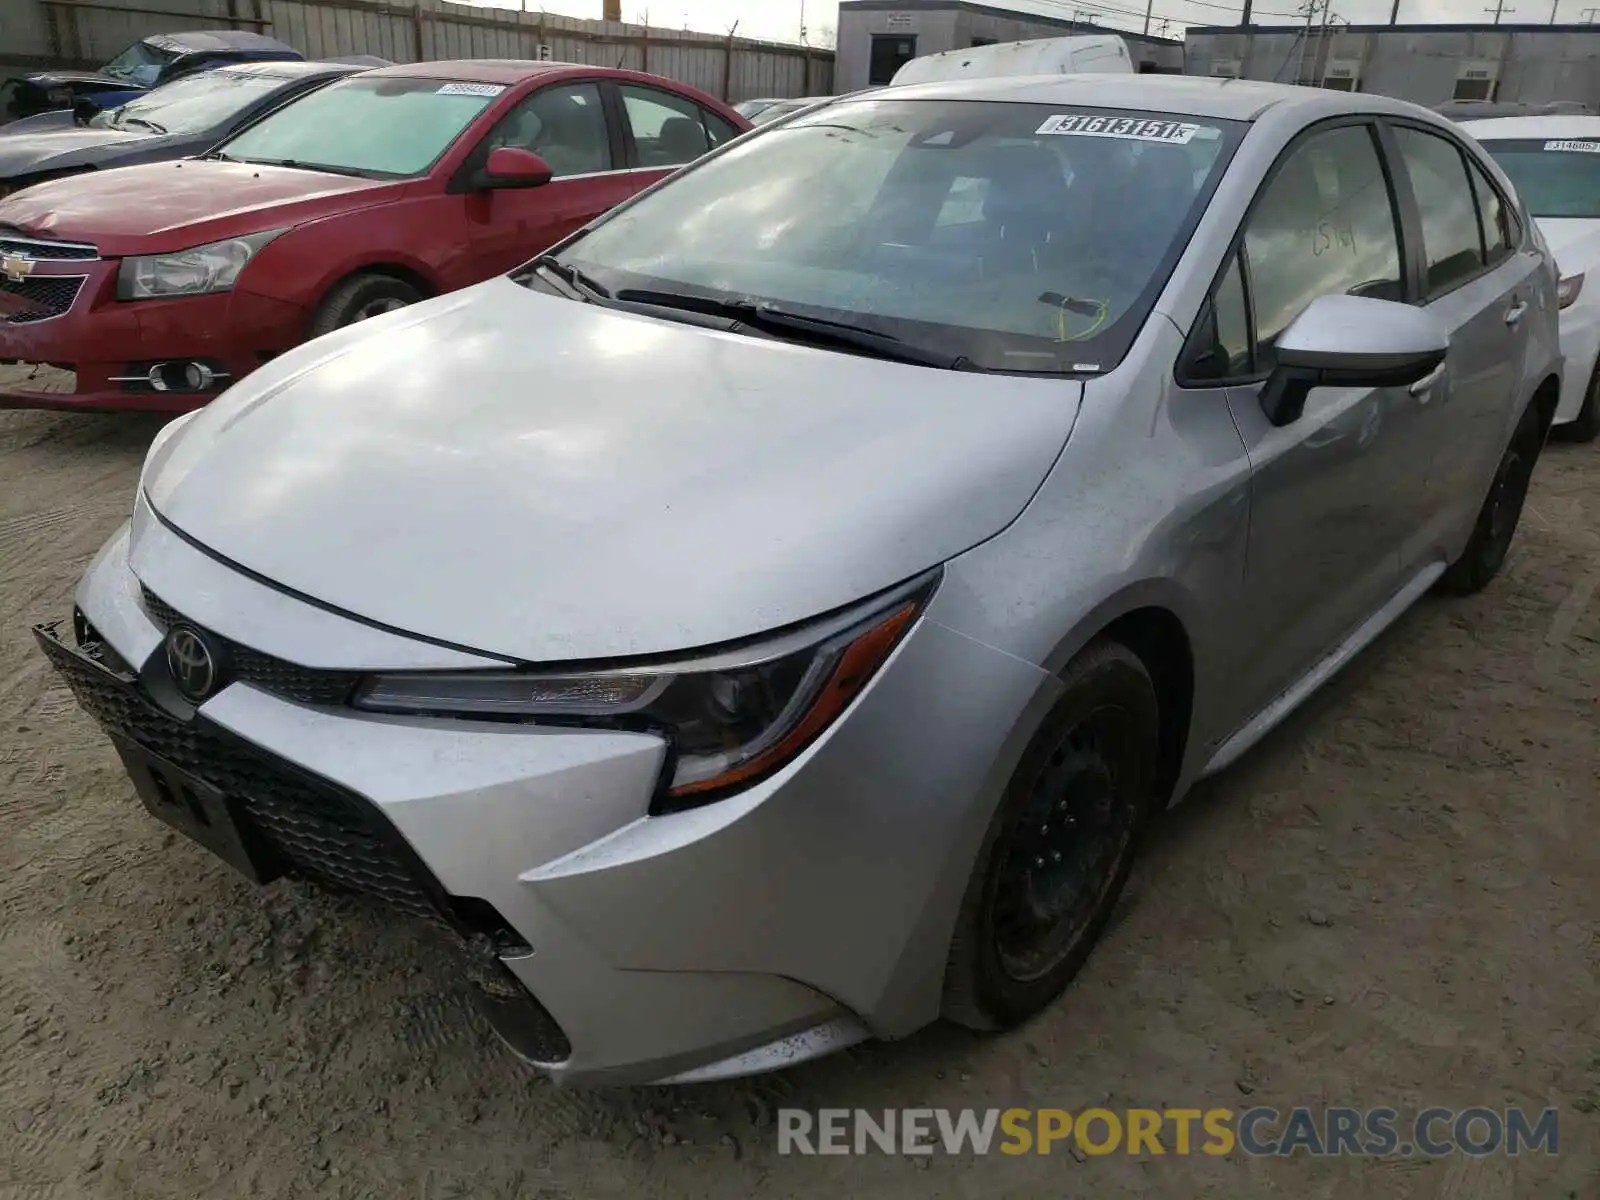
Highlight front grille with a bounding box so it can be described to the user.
[38,620,527,952]
[0,228,99,260]
[141,586,361,706]
[1,274,84,324]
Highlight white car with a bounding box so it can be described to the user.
[1464,115,1600,440]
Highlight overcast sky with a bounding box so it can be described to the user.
[462,0,1583,42]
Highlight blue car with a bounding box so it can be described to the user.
[1,30,302,124]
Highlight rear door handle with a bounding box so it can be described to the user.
[1504,298,1528,326]
[1409,363,1446,397]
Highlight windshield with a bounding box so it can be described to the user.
[554,99,1241,374]
[1480,137,1600,218]
[89,69,295,135]
[217,75,501,178]
[100,39,176,87]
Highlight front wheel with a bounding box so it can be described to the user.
[309,272,423,338]
[1552,359,1600,444]
[942,640,1160,1031]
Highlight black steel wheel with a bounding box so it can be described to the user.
[943,640,1161,1030]
[1438,401,1544,596]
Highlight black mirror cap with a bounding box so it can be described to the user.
[1259,346,1446,427]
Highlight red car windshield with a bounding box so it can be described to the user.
[218,75,503,178]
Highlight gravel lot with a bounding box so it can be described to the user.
[1,379,1597,1199]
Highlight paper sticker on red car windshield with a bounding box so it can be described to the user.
[1544,139,1600,153]
[1036,114,1209,144]
[436,82,506,97]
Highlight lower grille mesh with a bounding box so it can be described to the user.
[42,622,458,930]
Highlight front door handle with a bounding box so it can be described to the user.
[1409,362,1446,397]
[1504,298,1529,326]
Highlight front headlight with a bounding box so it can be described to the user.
[1558,272,1585,310]
[117,229,285,301]
[352,572,938,810]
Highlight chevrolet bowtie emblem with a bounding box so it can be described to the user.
[0,253,34,284]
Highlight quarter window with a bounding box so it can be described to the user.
[485,83,611,178]
[621,85,712,168]
[1243,124,1403,370]
[1393,127,1484,296]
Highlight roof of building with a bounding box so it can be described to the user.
[839,0,1184,47]
[1187,21,1600,34]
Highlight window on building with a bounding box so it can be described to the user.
[869,35,918,85]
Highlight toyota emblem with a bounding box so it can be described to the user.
[165,625,218,701]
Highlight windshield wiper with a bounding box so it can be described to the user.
[229,157,375,178]
[119,116,167,134]
[612,288,966,370]
[532,255,612,302]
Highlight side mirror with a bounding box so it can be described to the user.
[474,146,553,191]
[1260,293,1449,426]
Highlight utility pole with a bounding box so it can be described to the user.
[1549,0,1559,19]
[1240,0,1254,26]
[1584,5,1600,18]
[1388,0,1401,23]
[1484,0,1515,20]
[1145,0,1157,35]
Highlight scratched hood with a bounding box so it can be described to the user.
[0,159,395,256]
[0,125,154,180]
[141,278,1082,663]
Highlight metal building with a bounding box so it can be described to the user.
[1183,23,1600,109]
[835,0,1185,94]
[0,0,831,105]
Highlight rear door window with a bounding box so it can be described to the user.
[620,85,712,168]
[1393,127,1485,297]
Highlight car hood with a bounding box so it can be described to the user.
[143,279,1082,663]
[1534,217,1600,272]
[0,126,153,178]
[0,159,395,256]
[22,71,128,87]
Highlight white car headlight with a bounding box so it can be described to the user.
[352,572,938,811]
[117,229,286,301]
[1557,272,1585,310]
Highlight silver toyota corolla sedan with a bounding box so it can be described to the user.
[37,75,1561,1087]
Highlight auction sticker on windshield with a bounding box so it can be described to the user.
[1544,139,1600,153]
[1036,114,1214,144]
[437,82,505,97]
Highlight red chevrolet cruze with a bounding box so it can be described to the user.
[0,60,748,410]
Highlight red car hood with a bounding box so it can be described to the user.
[0,160,398,256]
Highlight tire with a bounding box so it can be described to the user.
[1552,360,1600,444]
[309,273,423,338]
[1437,400,1544,596]
[942,640,1161,1031]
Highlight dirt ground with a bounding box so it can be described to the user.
[0,388,1597,1200]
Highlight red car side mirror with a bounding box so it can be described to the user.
[478,146,554,190]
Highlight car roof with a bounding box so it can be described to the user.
[864,73,1426,123]
[361,59,624,85]
[1458,113,1600,139]
[145,30,297,54]
[210,60,366,81]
